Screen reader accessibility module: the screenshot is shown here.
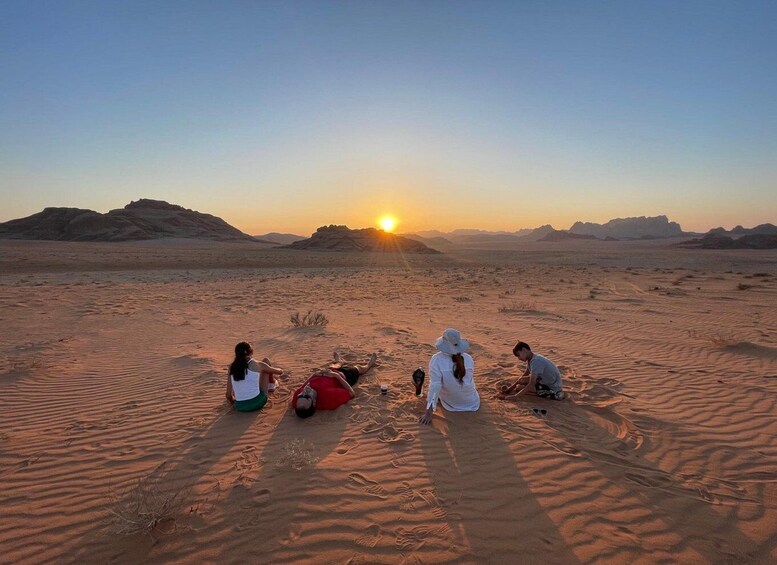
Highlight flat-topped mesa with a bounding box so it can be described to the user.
[569,215,684,240]
[285,225,441,253]
[122,199,188,212]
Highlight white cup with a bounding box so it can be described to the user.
[380,383,388,394]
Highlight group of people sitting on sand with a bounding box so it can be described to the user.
[225,328,565,422]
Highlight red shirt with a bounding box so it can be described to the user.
[291,374,352,411]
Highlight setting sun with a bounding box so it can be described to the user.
[377,215,398,232]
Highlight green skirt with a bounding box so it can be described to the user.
[234,392,268,412]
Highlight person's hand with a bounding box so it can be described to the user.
[419,410,433,425]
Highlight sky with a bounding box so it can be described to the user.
[1,0,776,235]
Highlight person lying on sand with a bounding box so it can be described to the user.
[500,341,565,401]
[226,341,286,412]
[292,352,378,419]
[420,328,480,425]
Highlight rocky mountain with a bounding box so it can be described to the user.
[0,199,265,242]
[254,232,306,245]
[538,229,598,242]
[705,223,777,238]
[678,234,777,249]
[569,215,683,239]
[285,225,440,253]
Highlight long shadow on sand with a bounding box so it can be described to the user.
[542,397,771,564]
[419,403,583,564]
[68,397,267,563]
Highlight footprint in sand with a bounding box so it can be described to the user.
[355,524,383,548]
[395,524,451,551]
[378,425,415,444]
[347,472,388,499]
[391,457,408,468]
[335,438,359,455]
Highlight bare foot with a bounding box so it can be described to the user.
[333,351,342,363]
[367,353,377,369]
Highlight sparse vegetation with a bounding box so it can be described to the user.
[737,283,753,291]
[498,301,538,313]
[290,310,329,327]
[688,329,739,348]
[275,438,318,471]
[453,296,471,302]
[107,477,190,537]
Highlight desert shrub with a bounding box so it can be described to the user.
[498,301,537,313]
[737,283,753,291]
[275,438,318,471]
[290,310,329,327]
[107,477,190,536]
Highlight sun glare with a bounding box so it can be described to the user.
[378,215,398,232]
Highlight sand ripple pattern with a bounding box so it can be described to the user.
[1,249,776,564]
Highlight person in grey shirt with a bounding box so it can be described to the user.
[500,341,565,401]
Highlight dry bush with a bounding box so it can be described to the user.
[290,310,329,327]
[275,438,318,471]
[453,296,471,302]
[498,301,538,313]
[737,283,753,291]
[107,477,190,537]
[687,329,739,348]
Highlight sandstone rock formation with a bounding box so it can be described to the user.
[569,215,683,239]
[0,199,265,242]
[285,225,440,253]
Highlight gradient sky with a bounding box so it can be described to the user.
[1,0,776,235]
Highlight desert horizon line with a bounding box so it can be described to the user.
[1,198,773,238]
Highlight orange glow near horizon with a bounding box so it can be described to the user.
[377,214,398,232]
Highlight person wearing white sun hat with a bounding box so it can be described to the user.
[420,328,480,425]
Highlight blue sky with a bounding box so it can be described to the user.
[1,0,775,234]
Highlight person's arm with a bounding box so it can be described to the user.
[512,373,536,398]
[501,366,530,395]
[420,359,442,425]
[321,369,355,398]
[253,360,284,375]
[225,374,235,403]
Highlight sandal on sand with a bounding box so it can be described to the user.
[531,407,548,418]
[412,368,425,396]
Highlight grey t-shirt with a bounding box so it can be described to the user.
[529,354,563,392]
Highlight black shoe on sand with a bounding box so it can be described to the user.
[412,368,425,396]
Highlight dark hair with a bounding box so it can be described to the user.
[229,341,253,381]
[512,341,531,356]
[295,402,316,419]
[452,353,466,383]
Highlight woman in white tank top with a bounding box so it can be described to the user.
[226,342,285,412]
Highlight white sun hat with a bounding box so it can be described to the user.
[434,328,470,355]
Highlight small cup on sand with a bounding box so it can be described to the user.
[380,383,388,395]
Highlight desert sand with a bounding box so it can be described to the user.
[1,239,776,564]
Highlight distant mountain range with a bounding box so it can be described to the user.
[2,203,773,250]
[285,225,439,254]
[678,224,777,249]
[253,232,307,245]
[406,216,688,244]
[0,199,273,243]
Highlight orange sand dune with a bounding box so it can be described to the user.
[0,240,776,564]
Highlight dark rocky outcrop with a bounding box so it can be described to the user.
[538,229,598,242]
[0,199,264,242]
[702,223,777,238]
[284,225,440,253]
[569,215,683,239]
[677,234,777,249]
[254,232,306,245]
